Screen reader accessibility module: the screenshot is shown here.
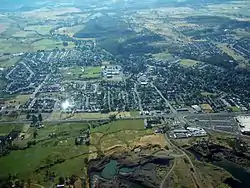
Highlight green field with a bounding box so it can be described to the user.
[31,39,75,51]
[152,51,173,60]
[24,25,54,35]
[0,120,154,185]
[0,122,89,183]
[12,30,37,38]
[0,56,21,68]
[0,124,23,136]
[180,59,199,67]
[62,66,101,80]
[0,38,31,53]
[91,119,144,133]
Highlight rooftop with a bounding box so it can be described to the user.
[236,116,250,133]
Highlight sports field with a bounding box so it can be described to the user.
[62,66,101,80]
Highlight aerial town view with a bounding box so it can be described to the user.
[0,0,250,187]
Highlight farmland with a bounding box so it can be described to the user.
[0,120,157,186]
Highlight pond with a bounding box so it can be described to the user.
[189,149,250,188]
[213,160,250,188]
[101,160,118,180]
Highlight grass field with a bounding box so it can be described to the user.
[152,51,173,60]
[31,39,75,51]
[0,122,89,184]
[130,111,140,117]
[22,7,81,19]
[62,66,101,80]
[0,120,158,185]
[90,120,161,155]
[24,25,54,35]
[5,94,31,105]
[216,43,247,63]
[180,59,199,67]
[0,38,31,53]
[201,92,217,97]
[0,124,23,135]
[91,119,144,133]
[0,56,20,68]
[109,111,131,118]
[12,30,37,38]
[49,112,109,120]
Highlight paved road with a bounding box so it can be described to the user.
[151,83,177,114]
[134,83,143,111]
[162,134,202,188]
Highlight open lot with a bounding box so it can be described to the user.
[24,25,55,35]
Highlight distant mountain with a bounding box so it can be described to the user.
[0,0,49,11]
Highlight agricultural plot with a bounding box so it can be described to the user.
[0,39,31,53]
[12,30,37,38]
[31,39,75,51]
[21,7,82,20]
[0,117,163,186]
[0,122,89,183]
[24,25,55,35]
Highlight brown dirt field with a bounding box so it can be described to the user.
[90,133,104,145]
[88,152,98,161]
[104,144,128,155]
[100,136,125,151]
[133,134,166,148]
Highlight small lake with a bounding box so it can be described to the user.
[213,160,250,188]
[101,160,118,180]
[188,149,250,188]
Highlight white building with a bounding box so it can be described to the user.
[235,116,250,135]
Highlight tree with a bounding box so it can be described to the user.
[58,177,65,185]
[27,179,31,188]
[33,130,38,139]
[63,42,68,47]
[84,158,88,166]
[31,115,38,125]
[109,114,116,122]
[38,113,43,122]
[26,113,31,120]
